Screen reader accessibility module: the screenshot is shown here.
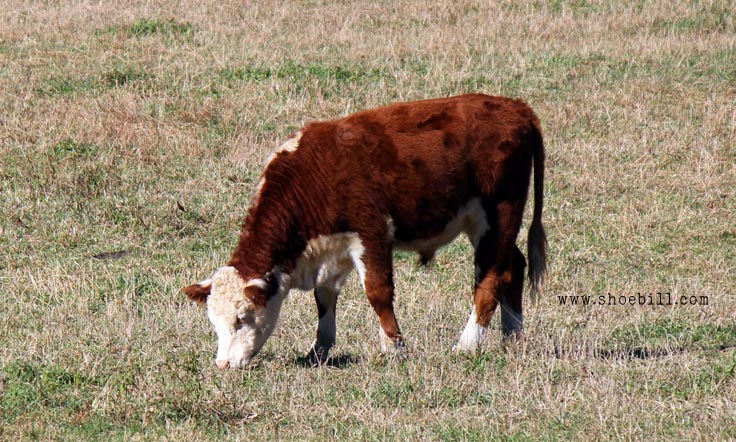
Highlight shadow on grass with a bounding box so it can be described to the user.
[292,353,361,369]
[550,343,736,361]
[544,320,736,361]
[592,347,683,360]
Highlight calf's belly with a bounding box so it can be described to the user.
[391,198,488,256]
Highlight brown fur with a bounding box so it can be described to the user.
[187,93,547,344]
[182,282,211,305]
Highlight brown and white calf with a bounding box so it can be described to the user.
[183,93,547,368]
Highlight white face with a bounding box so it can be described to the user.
[205,267,283,368]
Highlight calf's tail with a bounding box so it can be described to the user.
[527,120,547,303]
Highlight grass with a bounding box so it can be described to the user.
[1,0,734,440]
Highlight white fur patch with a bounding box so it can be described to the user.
[263,131,303,166]
[276,131,303,153]
[290,232,363,292]
[208,267,249,313]
[454,306,487,351]
[348,238,366,290]
[226,293,286,368]
[245,278,267,290]
[205,266,288,368]
[378,326,396,352]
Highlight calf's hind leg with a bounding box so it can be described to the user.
[360,240,404,353]
[455,200,525,351]
[500,246,525,338]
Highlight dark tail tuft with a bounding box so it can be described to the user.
[527,120,547,302]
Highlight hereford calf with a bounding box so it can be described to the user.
[183,94,547,368]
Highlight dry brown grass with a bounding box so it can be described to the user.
[1,0,734,440]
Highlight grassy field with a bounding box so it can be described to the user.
[1,0,735,440]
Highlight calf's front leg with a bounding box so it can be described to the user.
[309,286,339,363]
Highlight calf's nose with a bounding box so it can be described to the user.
[216,359,229,369]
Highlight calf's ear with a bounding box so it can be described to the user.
[182,279,212,305]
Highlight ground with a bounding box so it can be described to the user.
[0,1,734,440]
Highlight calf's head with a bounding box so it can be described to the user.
[183,266,283,368]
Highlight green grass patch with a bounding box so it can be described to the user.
[40,64,149,96]
[656,353,736,400]
[1,361,100,422]
[462,352,508,374]
[52,139,98,158]
[101,64,148,88]
[548,0,599,16]
[610,318,736,350]
[127,18,194,38]
[220,66,273,82]
[40,76,97,96]
[100,17,195,40]
[657,3,734,34]
[220,60,388,85]
[215,60,391,100]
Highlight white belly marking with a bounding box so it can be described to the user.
[392,198,489,256]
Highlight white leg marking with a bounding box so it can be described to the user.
[454,306,487,351]
[378,326,397,353]
[501,303,523,335]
